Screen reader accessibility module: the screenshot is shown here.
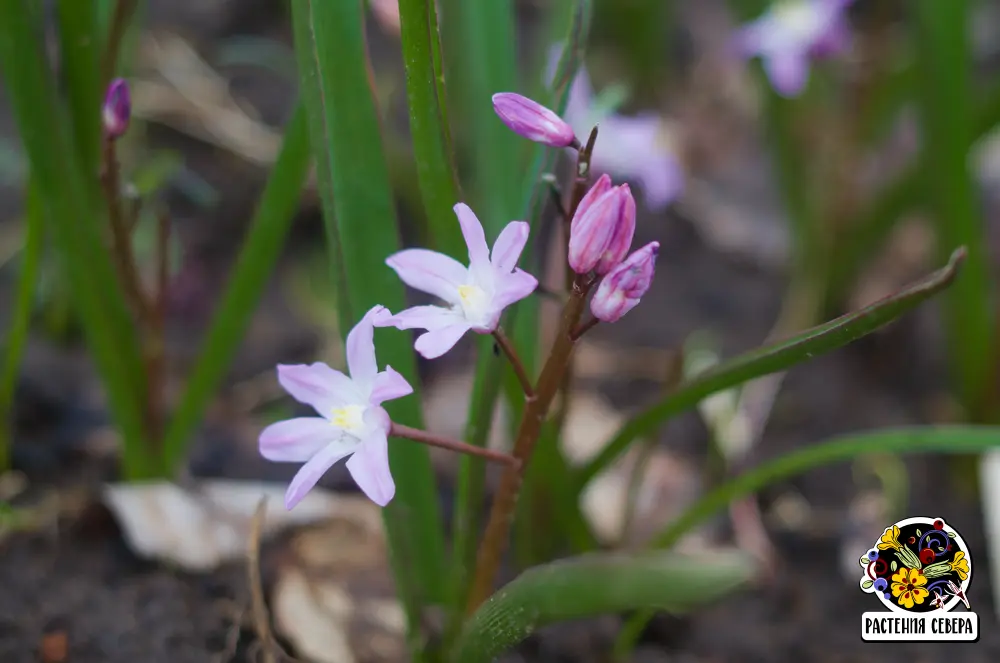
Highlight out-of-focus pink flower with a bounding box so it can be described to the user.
[734,0,854,97]
[259,305,411,509]
[369,0,401,34]
[590,241,659,323]
[378,203,538,359]
[568,177,636,276]
[103,78,131,139]
[550,47,685,212]
[493,92,578,148]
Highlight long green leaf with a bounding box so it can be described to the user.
[576,247,967,489]
[398,0,464,258]
[0,180,44,471]
[657,425,1000,549]
[0,0,150,478]
[56,0,101,177]
[161,104,311,471]
[912,1,995,419]
[290,0,447,641]
[438,0,518,237]
[453,549,754,663]
[614,424,1000,658]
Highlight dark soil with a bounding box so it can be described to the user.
[2,0,999,661]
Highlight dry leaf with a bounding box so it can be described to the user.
[102,480,376,571]
[272,516,405,663]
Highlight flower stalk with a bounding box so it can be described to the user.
[390,422,520,467]
[98,78,172,467]
[492,328,535,399]
[463,121,605,612]
[466,270,594,612]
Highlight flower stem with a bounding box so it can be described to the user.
[100,137,149,322]
[390,422,520,467]
[492,327,535,399]
[465,272,593,613]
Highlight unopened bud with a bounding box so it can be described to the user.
[568,182,636,275]
[590,241,659,323]
[492,92,577,148]
[103,78,131,139]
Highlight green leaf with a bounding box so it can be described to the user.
[912,1,995,419]
[0,179,44,471]
[161,104,311,471]
[398,0,464,258]
[862,579,874,590]
[657,425,1000,549]
[615,425,1000,657]
[575,248,967,489]
[438,0,517,237]
[56,0,101,177]
[0,0,150,478]
[290,0,447,644]
[453,549,754,663]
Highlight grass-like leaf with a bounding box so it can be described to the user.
[912,1,995,419]
[453,549,754,663]
[576,247,967,489]
[56,0,101,178]
[0,180,44,471]
[438,0,518,237]
[161,104,311,471]
[290,0,447,639]
[398,0,464,259]
[0,0,150,478]
[613,424,1000,658]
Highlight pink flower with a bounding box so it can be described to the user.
[590,241,659,323]
[568,176,636,276]
[734,0,854,97]
[492,92,577,148]
[378,203,537,359]
[103,78,131,139]
[259,305,412,509]
[550,47,684,212]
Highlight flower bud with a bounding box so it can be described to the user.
[590,241,659,323]
[492,92,576,147]
[570,174,613,235]
[103,78,131,139]
[567,182,636,276]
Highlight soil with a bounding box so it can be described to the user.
[2,0,999,662]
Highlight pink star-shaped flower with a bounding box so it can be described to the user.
[377,203,538,359]
[259,305,412,509]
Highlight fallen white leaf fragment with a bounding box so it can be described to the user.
[272,516,405,663]
[273,569,357,663]
[102,479,375,571]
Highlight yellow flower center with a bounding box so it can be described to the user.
[331,404,366,433]
[457,283,489,321]
[773,0,817,38]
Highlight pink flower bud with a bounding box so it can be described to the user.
[103,78,131,139]
[567,182,636,276]
[570,174,613,235]
[590,241,659,323]
[492,92,577,148]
